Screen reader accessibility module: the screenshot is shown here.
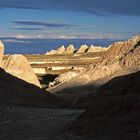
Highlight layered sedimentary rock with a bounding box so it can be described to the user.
[3,54,41,87]
[87,45,108,52]
[64,44,75,54]
[76,44,89,53]
[45,44,108,55]
[45,45,65,55]
[49,35,140,93]
[56,45,65,54]
[49,71,79,87]
[84,35,140,81]
[46,50,57,55]
[120,39,140,68]
[101,35,140,65]
[0,40,4,62]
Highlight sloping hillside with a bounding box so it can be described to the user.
[72,71,140,140]
[0,68,66,108]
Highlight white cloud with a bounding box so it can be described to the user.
[3,39,30,43]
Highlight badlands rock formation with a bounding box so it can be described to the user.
[46,45,65,55]
[101,35,140,65]
[76,44,88,53]
[48,35,140,93]
[3,55,41,87]
[49,71,79,87]
[46,50,57,55]
[64,44,75,54]
[89,35,140,77]
[87,45,108,52]
[79,35,140,80]
[45,44,108,55]
[56,45,65,54]
[0,40,4,62]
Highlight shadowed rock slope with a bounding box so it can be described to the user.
[0,68,66,108]
[72,71,140,140]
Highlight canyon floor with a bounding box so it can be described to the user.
[0,106,86,140]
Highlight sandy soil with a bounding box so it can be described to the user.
[0,106,85,140]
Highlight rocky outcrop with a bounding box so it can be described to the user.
[87,45,108,52]
[76,44,89,53]
[120,39,140,68]
[3,55,41,87]
[45,44,108,55]
[64,44,75,54]
[72,66,87,72]
[48,35,140,93]
[50,66,72,71]
[84,36,140,80]
[46,50,57,55]
[0,40,4,62]
[56,45,65,54]
[45,45,65,55]
[49,71,79,87]
[102,35,140,65]
[82,35,140,79]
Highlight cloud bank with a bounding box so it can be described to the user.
[11,20,74,28]
[10,27,44,31]
[0,0,139,16]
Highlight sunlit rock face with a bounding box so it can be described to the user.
[45,45,66,55]
[33,68,46,75]
[87,45,108,53]
[76,44,89,53]
[0,40,4,62]
[101,35,140,65]
[3,54,41,88]
[49,71,79,87]
[84,35,140,82]
[45,50,57,55]
[56,45,65,54]
[49,35,140,92]
[64,44,75,54]
[45,43,108,55]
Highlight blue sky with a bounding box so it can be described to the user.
[0,0,140,40]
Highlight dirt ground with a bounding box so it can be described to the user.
[0,106,86,140]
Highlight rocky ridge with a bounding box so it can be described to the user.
[46,44,108,55]
[76,44,89,53]
[49,71,79,87]
[48,35,140,93]
[64,44,75,54]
